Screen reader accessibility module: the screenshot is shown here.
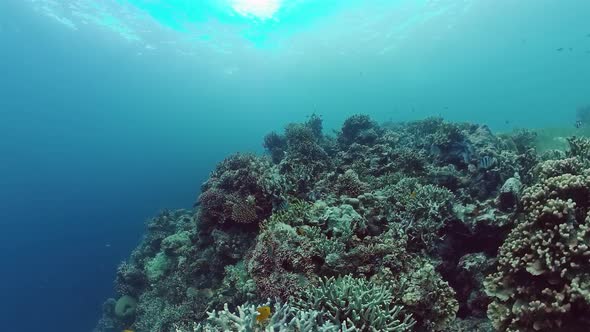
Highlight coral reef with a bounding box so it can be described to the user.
[94,115,590,332]
[178,302,339,332]
[293,275,415,331]
[197,153,285,229]
[484,158,590,331]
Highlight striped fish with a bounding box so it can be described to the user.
[478,156,497,170]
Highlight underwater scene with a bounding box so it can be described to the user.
[2,0,590,331]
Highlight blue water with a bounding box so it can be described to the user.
[1,0,589,330]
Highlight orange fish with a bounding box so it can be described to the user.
[256,305,271,323]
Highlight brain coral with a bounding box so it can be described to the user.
[484,158,590,331]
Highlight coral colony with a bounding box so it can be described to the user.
[95,115,590,332]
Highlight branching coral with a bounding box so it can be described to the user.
[377,177,455,252]
[322,228,409,276]
[293,275,415,331]
[484,159,590,331]
[535,157,583,179]
[181,302,339,332]
[219,261,257,304]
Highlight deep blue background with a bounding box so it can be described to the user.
[0,2,268,331]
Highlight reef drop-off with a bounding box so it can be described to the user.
[94,115,590,332]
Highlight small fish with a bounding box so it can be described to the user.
[576,120,583,129]
[123,330,134,332]
[256,306,272,323]
[556,47,564,52]
[410,191,417,199]
[478,156,497,170]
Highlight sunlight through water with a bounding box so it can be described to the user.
[24,0,472,52]
[231,0,282,20]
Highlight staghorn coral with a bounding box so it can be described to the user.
[484,159,590,331]
[180,302,340,332]
[293,275,415,331]
[377,177,455,252]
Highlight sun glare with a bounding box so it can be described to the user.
[231,0,282,20]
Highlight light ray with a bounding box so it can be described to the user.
[231,0,282,20]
